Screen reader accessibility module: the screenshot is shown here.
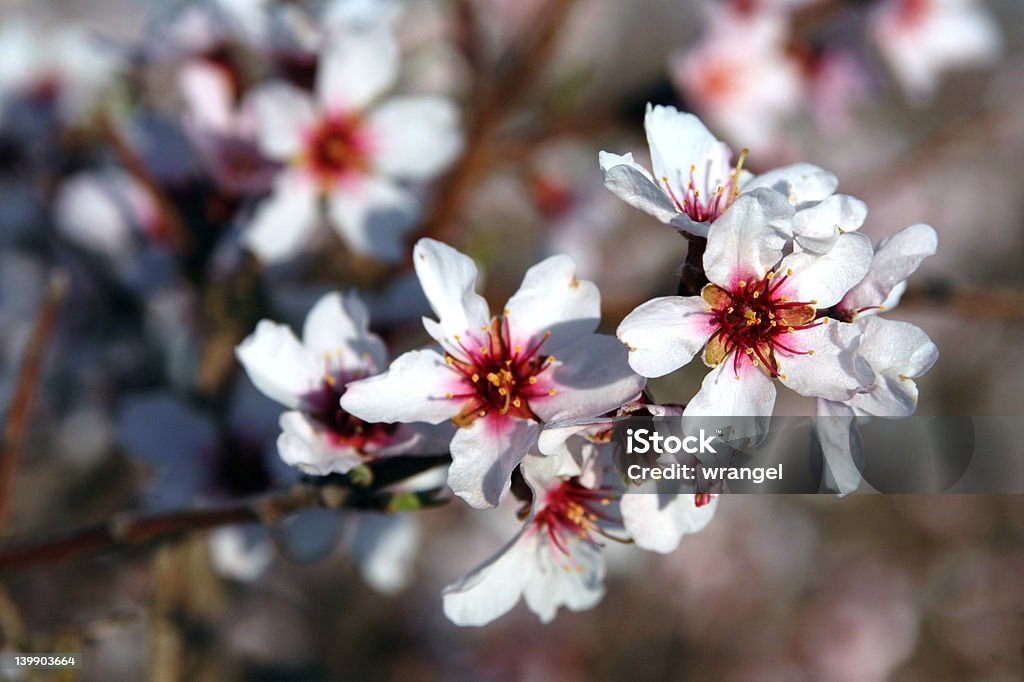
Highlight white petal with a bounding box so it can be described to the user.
[522,538,606,623]
[621,493,719,553]
[685,360,777,418]
[598,151,680,225]
[504,255,600,353]
[777,231,873,308]
[530,335,646,423]
[243,171,319,263]
[743,162,838,206]
[413,238,491,340]
[777,321,866,402]
[235,320,322,409]
[644,104,731,203]
[814,399,863,495]
[443,530,536,627]
[447,416,540,508]
[276,411,364,475]
[340,348,461,424]
[317,28,398,111]
[302,291,387,372]
[327,175,418,262]
[840,223,937,314]
[250,83,316,159]
[848,317,938,417]
[792,194,868,254]
[346,513,421,595]
[617,296,715,378]
[366,96,462,180]
[704,189,794,287]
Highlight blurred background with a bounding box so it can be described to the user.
[0,0,1023,679]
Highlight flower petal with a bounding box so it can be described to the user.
[235,320,322,409]
[250,83,317,159]
[685,359,777,418]
[598,151,680,225]
[243,171,319,263]
[644,103,731,204]
[848,317,938,417]
[504,254,600,353]
[276,410,363,475]
[317,28,398,111]
[340,348,462,424]
[839,223,937,315]
[704,188,794,287]
[814,399,863,495]
[443,529,536,626]
[777,231,873,308]
[621,493,719,553]
[302,291,388,372]
[530,335,645,423]
[616,296,716,378]
[413,238,491,341]
[447,415,540,508]
[522,537,606,623]
[366,95,462,180]
[777,321,866,402]
[792,194,868,254]
[743,162,838,206]
[327,175,418,262]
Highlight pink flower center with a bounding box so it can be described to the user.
[702,268,824,378]
[661,148,748,224]
[531,478,619,572]
[303,370,398,453]
[444,316,557,427]
[304,114,370,185]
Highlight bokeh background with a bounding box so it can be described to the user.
[1,0,1023,679]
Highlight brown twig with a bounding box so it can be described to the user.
[0,454,451,571]
[99,116,193,254]
[0,271,70,533]
[415,0,579,246]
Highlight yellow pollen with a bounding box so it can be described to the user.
[478,410,486,417]
[482,325,488,332]
[513,398,522,408]
[690,164,696,172]
[549,388,557,395]
[480,347,488,354]
[515,344,522,352]
[600,499,610,506]
[810,300,818,305]
[445,391,453,398]
[504,309,510,317]
[752,359,759,367]
[445,355,454,364]
[781,295,790,301]
[787,326,795,333]
[745,348,754,354]
[766,271,775,280]
[752,291,760,299]
[498,388,507,396]
[821,317,829,324]
[544,331,552,338]
[879,305,887,311]
[786,269,793,276]
[529,376,538,384]
[770,321,777,327]
[808,350,815,356]
[780,373,788,380]
[471,373,479,382]
[324,375,337,386]
[454,334,460,341]
[738,280,747,287]
[706,307,713,313]
[727,306,734,314]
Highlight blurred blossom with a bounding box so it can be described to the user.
[668,2,803,151]
[871,0,1002,102]
[243,19,463,262]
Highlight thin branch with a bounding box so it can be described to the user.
[0,455,451,571]
[416,0,579,246]
[0,271,70,532]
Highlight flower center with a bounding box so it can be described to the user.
[661,147,748,224]
[303,361,397,453]
[444,316,557,427]
[531,478,620,572]
[702,268,824,378]
[304,115,369,184]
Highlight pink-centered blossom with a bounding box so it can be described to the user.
[871,0,1001,103]
[341,238,645,509]
[442,441,716,626]
[243,27,462,263]
[600,104,838,238]
[617,190,873,419]
[235,291,428,475]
